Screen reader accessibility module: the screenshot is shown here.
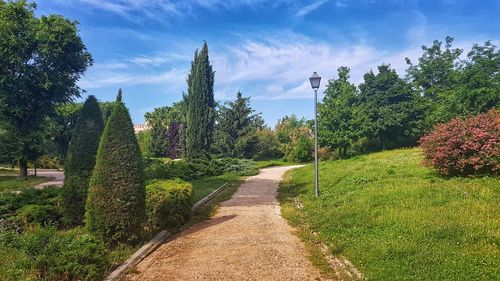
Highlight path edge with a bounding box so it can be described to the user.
[104,181,232,281]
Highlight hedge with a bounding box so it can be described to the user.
[85,100,145,245]
[61,95,104,226]
[145,179,193,233]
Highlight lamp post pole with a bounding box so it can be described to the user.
[309,72,321,197]
[313,87,319,197]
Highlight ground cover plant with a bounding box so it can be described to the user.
[279,148,500,280]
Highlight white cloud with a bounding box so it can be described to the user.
[294,0,329,17]
[335,1,348,8]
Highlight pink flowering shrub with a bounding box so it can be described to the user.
[419,109,500,176]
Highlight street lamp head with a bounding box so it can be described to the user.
[309,72,321,91]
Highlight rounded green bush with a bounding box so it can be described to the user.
[85,101,145,245]
[145,179,193,232]
[61,96,104,226]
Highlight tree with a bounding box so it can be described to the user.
[0,1,92,177]
[275,115,313,162]
[214,92,263,158]
[136,130,152,157]
[318,67,360,158]
[185,42,215,160]
[48,103,83,162]
[85,95,145,245]
[61,96,104,226]
[406,37,462,124]
[358,64,424,150]
[145,106,170,157]
[99,102,116,125]
[453,41,500,116]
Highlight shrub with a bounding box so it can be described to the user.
[15,204,61,227]
[144,158,172,180]
[419,109,500,176]
[36,155,63,169]
[85,100,145,246]
[0,187,62,231]
[0,227,109,281]
[286,135,313,163]
[61,96,104,226]
[145,179,193,233]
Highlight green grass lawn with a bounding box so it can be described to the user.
[279,148,500,280]
[190,173,240,203]
[0,176,52,192]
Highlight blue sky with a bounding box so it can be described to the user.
[36,0,500,126]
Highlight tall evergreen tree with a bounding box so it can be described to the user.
[318,67,360,158]
[185,42,215,160]
[214,92,263,158]
[61,96,104,226]
[85,93,145,245]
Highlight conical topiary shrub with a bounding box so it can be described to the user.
[85,97,145,245]
[61,95,104,226]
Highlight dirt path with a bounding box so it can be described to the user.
[30,169,64,188]
[125,166,326,281]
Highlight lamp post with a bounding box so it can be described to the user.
[309,72,321,197]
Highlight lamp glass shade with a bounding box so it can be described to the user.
[309,72,321,90]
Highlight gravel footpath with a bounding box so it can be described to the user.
[125,166,327,281]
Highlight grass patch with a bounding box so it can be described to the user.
[279,147,500,280]
[254,159,292,169]
[190,173,240,203]
[0,176,53,192]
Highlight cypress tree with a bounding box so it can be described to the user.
[85,93,145,245]
[185,42,215,160]
[116,88,122,102]
[61,96,104,226]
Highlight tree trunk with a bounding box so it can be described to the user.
[19,160,28,178]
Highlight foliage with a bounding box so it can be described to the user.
[145,106,170,157]
[358,64,425,150]
[275,116,313,163]
[35,155,62,169]
[0,187,61,230]
[85,100,145,246]
[185,42,215,160]
[145,179,193,233]
[214,92,264,158]
[136,130,152,157]
[319,67,360,158]
[144,157,258,181]
[0,227,109,281]
[61,96,104,226]
[254,128,282,160]
[0,1,92,177]
[419,109,500,176]
[99,102,116,125]
[279,148,500,280]
[47,103,83,162]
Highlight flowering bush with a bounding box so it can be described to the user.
[419,109,499,176]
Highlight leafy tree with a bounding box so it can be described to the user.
[254,128,282,160]
[61,96,104,226]
[145,106,170,157]
[48,103,83,162]
[185,42,215,160]
[0,1,92,177]
[358,64,424,149]
[85,96,145,245]
[318,67,360,158]
[406,37,462,124]
[214,92,264,158]
[275,115,313,162]
[453,41,500,116]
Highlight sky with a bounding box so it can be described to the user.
[36,0,500,126]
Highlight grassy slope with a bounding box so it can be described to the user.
[0,176,52,192]
[279,148,499,280]
[254,159,291,169]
